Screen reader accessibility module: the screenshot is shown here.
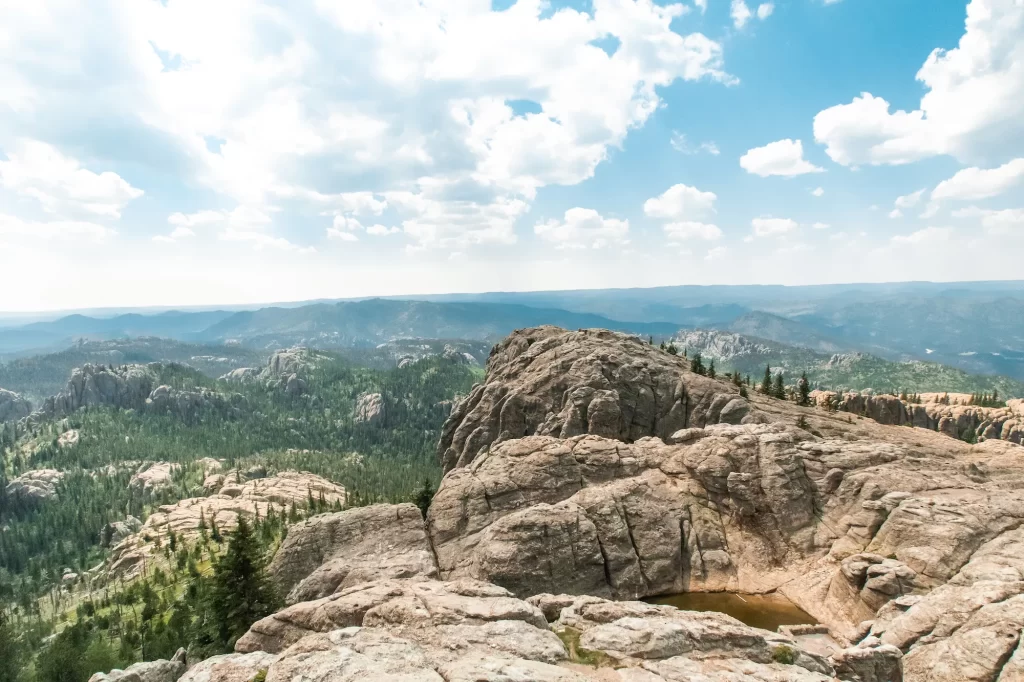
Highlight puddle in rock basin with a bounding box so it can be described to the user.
[645,592,817,632]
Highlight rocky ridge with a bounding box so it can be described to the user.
[107,471,346,579]
[23,363,248,425]
[812,390,1024,444]
[439,327,760,473]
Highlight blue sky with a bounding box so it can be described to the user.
[0,0,1022,312]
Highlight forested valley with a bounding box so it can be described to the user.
[0,346,480,681]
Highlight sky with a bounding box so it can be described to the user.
[0,0,1022,312]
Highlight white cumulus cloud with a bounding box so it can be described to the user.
[644,184,718,221]
[931,158,1024,202]
[0,139,143,218]
[740,139,824,177]
[534,208,629,249]
[813,0,1024,166]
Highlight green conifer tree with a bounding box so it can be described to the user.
[761,365,772,395]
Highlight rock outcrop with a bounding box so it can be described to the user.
[25,363,248,425]
[89,649,186,682]
[219,348,326,397]
[424,326,1024,682]
[438,327,762,472]
[128,462,180,500]
[267,503,438,604]
[230,578,839,681]
[4,469,65,503]
[108,472,346,579]
[0,387,31,422]
[353,392,385,425]
[812,390,1024,444]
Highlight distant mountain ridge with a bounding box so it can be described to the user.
[0,299,680,357]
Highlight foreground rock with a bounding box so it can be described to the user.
[89,648,186,682]
[4,469,65,503]
[230,578,840,681]
[108,472,346,579]
[0,387,31,422]
[438,327,763,472]
[426,326,1024,682]
[268,503,438,603]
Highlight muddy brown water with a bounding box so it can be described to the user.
[645,592,818,632]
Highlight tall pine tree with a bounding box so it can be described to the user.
[199,516,278,652]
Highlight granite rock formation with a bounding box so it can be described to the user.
[812,390,1024,444]
[438,327,762,472]
[0,387,31,422]
[4,468,65,503]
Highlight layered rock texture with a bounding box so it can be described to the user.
[812,390,1024,444]
[428,327,1024,681]
[439,327,761,472]
[267,503,438,603]
[230,577,866,681]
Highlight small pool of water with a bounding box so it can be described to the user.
[645,592,817,632]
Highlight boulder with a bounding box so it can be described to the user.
[177,652,278,682]
[89,649,186,682]
[100,515,143,547]
[4,469,65,503]
[267,503,439,603]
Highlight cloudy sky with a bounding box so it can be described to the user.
[1,0,1022,312]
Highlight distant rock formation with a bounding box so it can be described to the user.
[0,387,31,422]
[107,471,346,579]
[219,347,325,396]
[23,363,248,425]
[128,462,180,500]
[812,390,1024,443]
[438,327,761,473]
[353,392,385,425]
[4,469,64,504]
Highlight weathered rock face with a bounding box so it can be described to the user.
[4,469,65,503]
[58,429,80,448]
[100,515,143,547]
[267,503,439,604]
[438,327,763,472]
[177,652,278,682]
[108,472,346,579]
[31,363,156,421]
[26,363,248,424]
[89,649,186,682]
[0,387,31,422]
[129,462,180,500]
[426,326,1024,682]
[230,579,837,682]
[145,385,249,423]
[812,390,1024,444]
[219,348,325,396]
[353,392,385,425]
